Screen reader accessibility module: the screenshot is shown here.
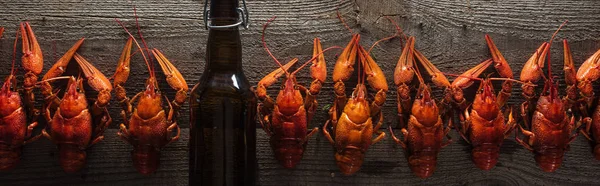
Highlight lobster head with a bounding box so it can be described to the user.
[60,76,89,119]
[0,75,20,117]
[136,76,163,120]
[344,84,370,124]
[472,79,500,121]
[276,75,303,116]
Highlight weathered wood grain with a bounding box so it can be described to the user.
[0,0,599,185]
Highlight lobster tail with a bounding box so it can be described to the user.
[271,139,305,169]
[58,144,86,173]
[335,148,365,175]
[132,145,160,175]
[534,148,565,172]
[408,151,438,179]
[471,145,500,170]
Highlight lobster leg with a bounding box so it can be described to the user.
[118,91,143,144]
[388,125,407,148]
[23,122,41,145]
[515,124,535,152]
[371,113,386,145]
[457,108,472,144]
[302,127,319,144]
[580,117,593,141]
[166,122,181,145]
[118,124,132,145]
[322,120,335,145]
[503,108,517,138]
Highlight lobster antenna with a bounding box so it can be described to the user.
[133,6,155,78]
[336,0,353,34]
[290,46,342,75]
[11,27,19,76]
[262,16,289,77]
[384,16,408,47]
[368,33,398,54]
[547,20,568,82]
[115,19,153,76]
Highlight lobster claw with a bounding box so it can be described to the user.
[485,35,513,79]
[413,49,451,88]
[451,59,493,89]
[563,40,576,86]
[333,34,360,82]
[42,38,85,81]
[152,48,189,109]
[255,58,298,100]
[520,42,550,84]
[152,48,188,92]
[73,53,112,92]
[311,37,326,83]
[357,44,388,92]
[113,37,133,88]
[20,22,43,76]
[394,36,415,86]
[576,44,600,102]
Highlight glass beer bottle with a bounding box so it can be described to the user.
[189,0,256,185]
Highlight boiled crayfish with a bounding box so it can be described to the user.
[322,32,388,175]
[451,35,517,171]
[389,36,452,178]
[516,21,579,172]
[0,27,41,170]
[114,16,188,174]
[573,30,600,160]
[41,38,113,173]
[255,17,339,168]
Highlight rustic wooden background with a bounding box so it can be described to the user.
[1,0,600,185]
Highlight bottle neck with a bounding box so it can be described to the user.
[205,0,242,72]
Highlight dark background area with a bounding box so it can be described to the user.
[0,0,600,185]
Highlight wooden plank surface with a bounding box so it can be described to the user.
[0,0,599,185]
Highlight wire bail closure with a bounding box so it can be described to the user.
[203,0,249,30]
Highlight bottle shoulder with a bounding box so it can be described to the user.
[191,71,255,101]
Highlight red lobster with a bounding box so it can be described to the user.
[0,27,40,170]
[389,36,452,178]
[449,35,517,171]
[255,17,339,168]
[516,21,579,172]
[322,34,388,175]
[114,16,188,174]
[574,32,600,160]
[41,39,113,173]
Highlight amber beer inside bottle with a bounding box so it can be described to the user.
[189,0,257,185]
